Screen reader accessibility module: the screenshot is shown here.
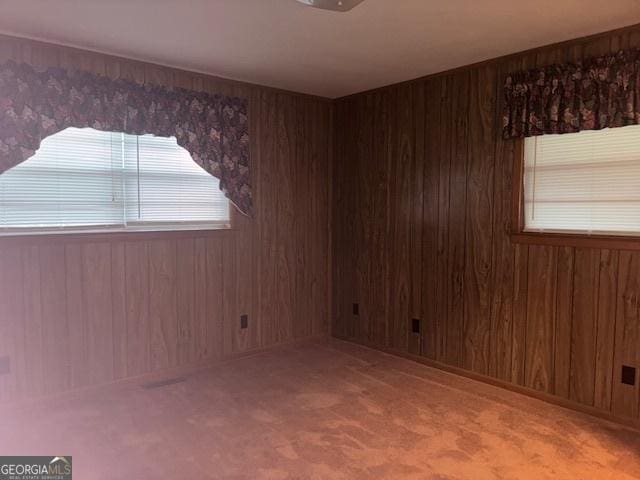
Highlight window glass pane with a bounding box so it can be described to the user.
[0,127,124,229]
[124,134,229,225]
[523,125,640,236]
[0,127,229,234]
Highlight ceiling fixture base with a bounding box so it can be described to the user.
[296,0,366,12]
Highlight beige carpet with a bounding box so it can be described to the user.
[0,339,639,479]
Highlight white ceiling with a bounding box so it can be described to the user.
[1,0,639,98]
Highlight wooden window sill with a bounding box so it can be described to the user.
[510,232,640,251]
[0,227,235,246]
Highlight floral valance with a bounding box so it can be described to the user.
[503,48,640,140]
[0,60,253,216]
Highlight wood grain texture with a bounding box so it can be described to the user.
[524,246,558,394]
[421,77,442,360]
[389,84,413,351]
[409,82,425,356]
[445,72,469,367]
[569,248,600,406]
[612,252,640,419]
[434,76,452,364]
[594,249,618,411]
[332,24,640,422]
[554,246,574,400]
[463,65,495,375]
[0,35,331,402]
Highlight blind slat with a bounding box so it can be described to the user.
[0,127,229,233]
[523,125,640,235]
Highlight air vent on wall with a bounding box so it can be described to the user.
[296,0,366,12]
[142,376,187,389]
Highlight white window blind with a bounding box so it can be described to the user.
[523,125,640,236]
[0,127,229,234]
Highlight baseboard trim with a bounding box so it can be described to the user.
[333,335,640,432]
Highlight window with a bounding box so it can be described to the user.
[0,127,230,235]
[521,125,640,237]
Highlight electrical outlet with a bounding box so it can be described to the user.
[352,303,359,316]
[240,314,248,329]
[0,356,10,375]
[621,365,636,386]
[411,318,421,334]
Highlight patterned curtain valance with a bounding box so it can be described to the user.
[502,48,640,140]
[0,60,253,216]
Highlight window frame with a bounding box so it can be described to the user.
[0,129,235,241]
[510,138,640,251]
[0,207,239,246]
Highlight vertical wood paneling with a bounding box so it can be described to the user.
[293,96,311,340]
[111,242,127,380]
[421,77,442,360]
[355,93,375,343]
[445,72,469,367]
[222,236,237,356]
[389,84,413,351]
[276,94,296,345]
[435,76,452,363]
[311,102,331,337]
[124,241,150,376]
[22,246,44,397]
[65,245,87,389]
[83,243,115,385]
[333,24,640,424]
[205,237,224,360]
[554,246,574,400]
[177,239,196,363]
[234,219,258,354]
[0,249,22,400]
[488,57,519,382]
[258,90,280,347]
[148,240,178,370]
[594,249,618,411]
[509,53,536,389]
[39,245,70,394]
[569,248,600,406]
[368,91,391,346]
[409,81,425,356]
[525,246,558,393]
[331,100,348,339]
[335,98,359,341]
[612,252,640,419]
[463,65,496,374]
[511,244,529,386]
[0,34,331,402]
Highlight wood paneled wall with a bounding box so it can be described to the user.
[0,35,331,402]
[332,25,640,422]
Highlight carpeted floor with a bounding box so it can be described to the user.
[1,339,639,479]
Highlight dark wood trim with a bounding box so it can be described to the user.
[0,226,234,246]
[510,232,640,251]
[511,139,525,234]
[333,336,640,432]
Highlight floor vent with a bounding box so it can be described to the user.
[142,376,187,389]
